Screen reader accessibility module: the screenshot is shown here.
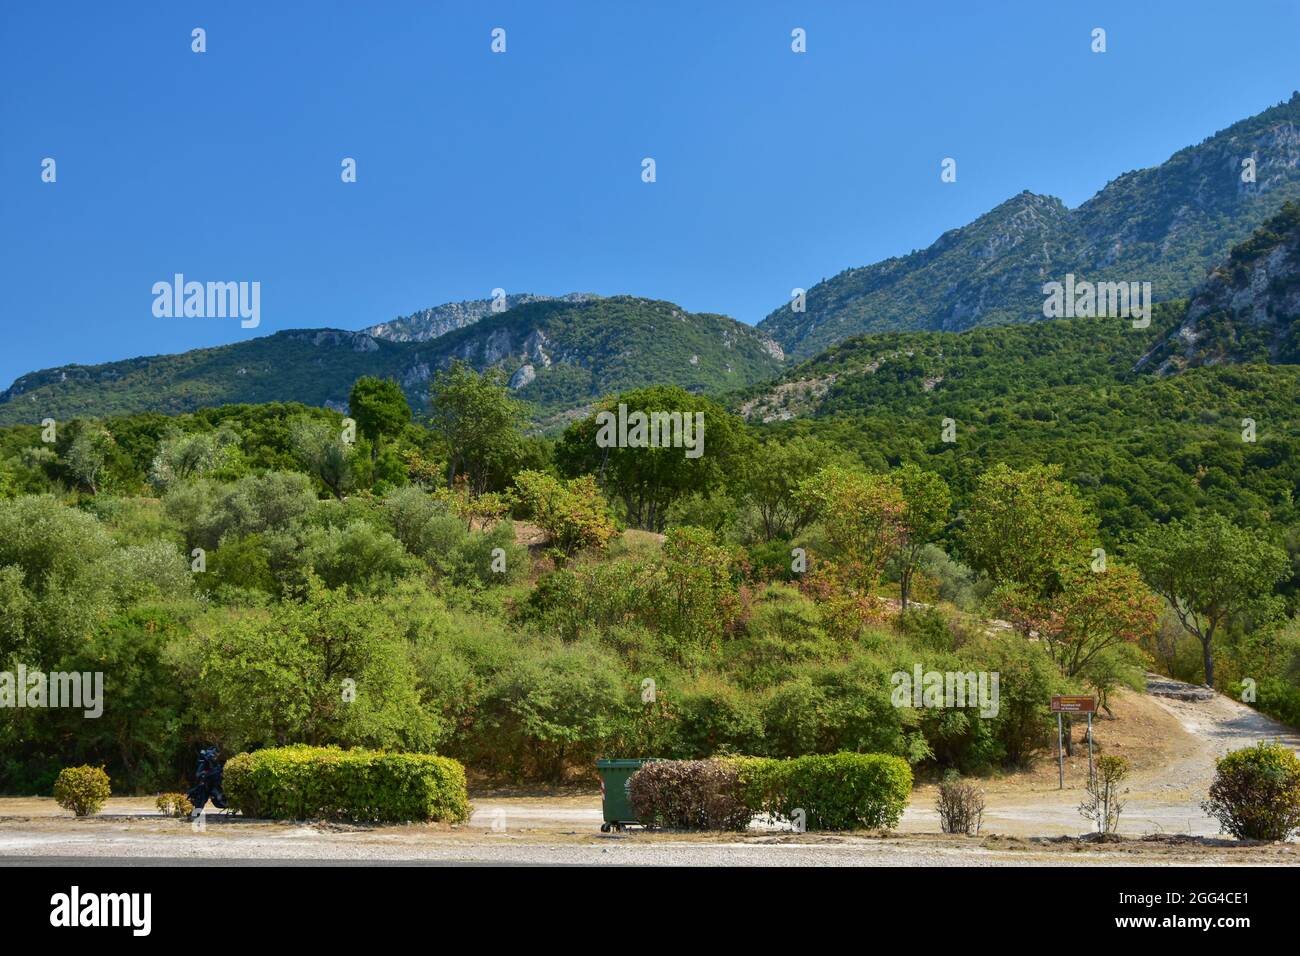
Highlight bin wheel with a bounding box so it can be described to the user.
[600,823,611,833]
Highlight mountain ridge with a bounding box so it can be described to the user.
[0,297,784,428]
[759,93,1300,359]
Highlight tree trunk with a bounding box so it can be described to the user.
[1201,637,1215,687]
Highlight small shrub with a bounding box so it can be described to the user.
[52,765,112,817]
[935,770,985,835]
[736,752,913,831]
[1201,740,1300,841]
[1079,754,1130,834]
[156,793,194,817]
[222,745,471,823]
[628,759,752,831]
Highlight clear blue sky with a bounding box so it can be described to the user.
[2,0,1299,387]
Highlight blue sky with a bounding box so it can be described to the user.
[2,0,1299,387]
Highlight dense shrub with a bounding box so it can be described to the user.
[736,752,913,831]
[53,765,112,816]
[627,759,751,831]
[1202,740,1300,841]
[223,745,470,823]
[670,680,765,758]
[156,792,193,817]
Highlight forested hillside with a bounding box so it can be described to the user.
[0,297,784,428]
[760,93,1300,358]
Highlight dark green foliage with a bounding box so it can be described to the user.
[1201,741,1300,841]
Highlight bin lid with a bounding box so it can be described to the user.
[596,758,652,769]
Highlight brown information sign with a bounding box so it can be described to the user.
[1051,695,1097,713]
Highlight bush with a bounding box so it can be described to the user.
[936,770,985,835]
[156,792,194,817]
[222,745,470,823]
[52,765,112,816]
[628,759,752,831]
[670,680,765,759]
[1202,740,1300,841]
[1079,754,1130,834]
[736,752,913,831]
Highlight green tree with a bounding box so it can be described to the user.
[65,425,115,495]
[745,436,846,542]
[1129,512,1288,686]
[148,426,239,491]
[290,417,357,500]
[428,362,526,494]
[556,386,750,532]
[894,463,951,610]
[189,582,438,752]
[960,463,1098,599]
[794,465,906,595]
[348,376,411,464]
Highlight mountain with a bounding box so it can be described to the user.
[363,292,600,342]
[760,93,1300,360]
[0,297,784,428]
[1136,201,1300,374]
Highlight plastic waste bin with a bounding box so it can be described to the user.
[596,758,651,831]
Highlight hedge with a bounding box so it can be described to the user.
[628,759,751,831]
[223,745,471,823]
[626,752,913,832]
[736,753,913,831]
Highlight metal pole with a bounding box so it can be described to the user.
[1057,712,1064,789]
[1087,712,1094,785]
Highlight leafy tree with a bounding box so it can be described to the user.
[189,581,439,753]
[0,495,118,666]
[348,376,411,463]
[290,417,357,499]
[996,564,1160,684]
[555,386,750,532]
[65,424,116,495]
[745,436,845,542]
[148,426,239,491]
[795,465,906,594]
[428,362,526,494]
[960,463,1098,599]
[894,463,952,609]
[1129,512,1289,686]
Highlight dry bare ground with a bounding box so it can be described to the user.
[1,677,1296,865]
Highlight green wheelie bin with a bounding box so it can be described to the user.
[596,758,651,831]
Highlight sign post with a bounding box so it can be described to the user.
[1050,695,1097,790]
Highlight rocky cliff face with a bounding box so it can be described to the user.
[1136,201,1300,374]
[364,292,599,342]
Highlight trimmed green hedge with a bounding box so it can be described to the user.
[736,753,913,831]
[625,752,913,832]
[223,745,471,823]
